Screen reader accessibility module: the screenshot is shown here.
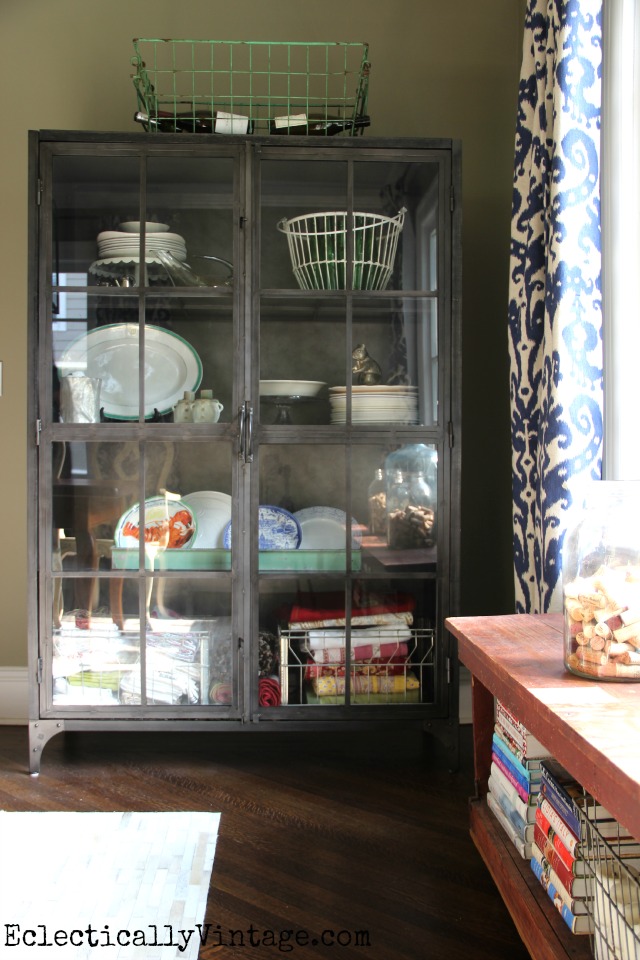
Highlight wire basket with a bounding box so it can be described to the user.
[131,39,370,135]
[277,208,406,290]
[577,804,640,960]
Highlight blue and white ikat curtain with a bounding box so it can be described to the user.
[508,0,603,614]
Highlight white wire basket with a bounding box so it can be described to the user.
[277,208,406,290]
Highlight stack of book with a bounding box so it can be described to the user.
[531,757,595,934]
[486,700,551,860]
[532,757,640,943]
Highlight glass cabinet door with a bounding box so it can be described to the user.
[43,147,241,714]
[254,149,449,714]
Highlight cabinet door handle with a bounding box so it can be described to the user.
[238,401,254,463]
[245,402,254,463]
[238,403,246,460]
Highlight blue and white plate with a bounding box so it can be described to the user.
[223,505,302,550]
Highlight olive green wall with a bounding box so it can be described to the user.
[0,0,525,667]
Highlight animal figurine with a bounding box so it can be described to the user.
[352,343,383,385]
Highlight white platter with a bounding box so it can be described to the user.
[294,506,362,549]
[114,496,196,550]
[58,323,202,420]
[182,491,232,549]
[260,380,326,398]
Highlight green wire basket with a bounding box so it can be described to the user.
[131,39,371,136]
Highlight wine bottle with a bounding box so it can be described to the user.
[269,114,371,136]
[134,109,254,135]
[133,110,214,133]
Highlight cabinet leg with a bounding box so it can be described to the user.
[28,720,65,775]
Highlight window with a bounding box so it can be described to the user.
[602,0,640,478]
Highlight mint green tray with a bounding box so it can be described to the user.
[112,548,361,572]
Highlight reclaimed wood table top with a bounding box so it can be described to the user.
[445,613,640,839]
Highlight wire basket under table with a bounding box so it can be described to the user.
[577,803,640,960]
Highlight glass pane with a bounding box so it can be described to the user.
[258,296,438,427]
[145,156,235,290]
[53,294,139,423]
[145,297,233,425]
[51,578,233,708]
[51,155,140,283]
[354,159,440,293]
[51,440,141,583]
[52,294,233,424]
[51,438,233,581]
[143,584,233,706]
[258,444,357,546]
[260,577,436,708]
[52,578,140,706]
[351,298,438,427]
[259,296,344,424]
[260,159,348,288]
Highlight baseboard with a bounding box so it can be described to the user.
[0,667,472,725]
[0,667,29,724]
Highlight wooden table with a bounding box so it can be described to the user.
[445,613,640,960]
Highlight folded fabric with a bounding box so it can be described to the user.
[120,651,200,705]
[67,669,126,691]
[258,676,281,706]
[311,672,420,697]
[288,591,415,629]
[304,626,412,647]
[209,681,233,704]
[304,658,409,680]
[146,630,203,663]
[302,641,410,661]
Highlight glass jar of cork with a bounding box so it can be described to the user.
[383,444,437,550]
[563,481,640,680]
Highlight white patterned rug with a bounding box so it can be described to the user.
[0,811,220,959]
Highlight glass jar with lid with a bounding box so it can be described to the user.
[563,481,640,680]
[384,444,437,549]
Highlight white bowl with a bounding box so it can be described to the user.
[259,380,326,398]
[119,221,170,233]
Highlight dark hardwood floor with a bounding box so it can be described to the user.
[0,725,530,959]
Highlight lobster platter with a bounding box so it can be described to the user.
[114,496,196,550]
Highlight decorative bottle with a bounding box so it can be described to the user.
[173,390,195,423]
[367,467,386,536]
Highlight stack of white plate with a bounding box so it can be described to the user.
[95,226,188,264]
[329,385,419,424]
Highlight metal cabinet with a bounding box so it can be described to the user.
[27,130,461,773]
